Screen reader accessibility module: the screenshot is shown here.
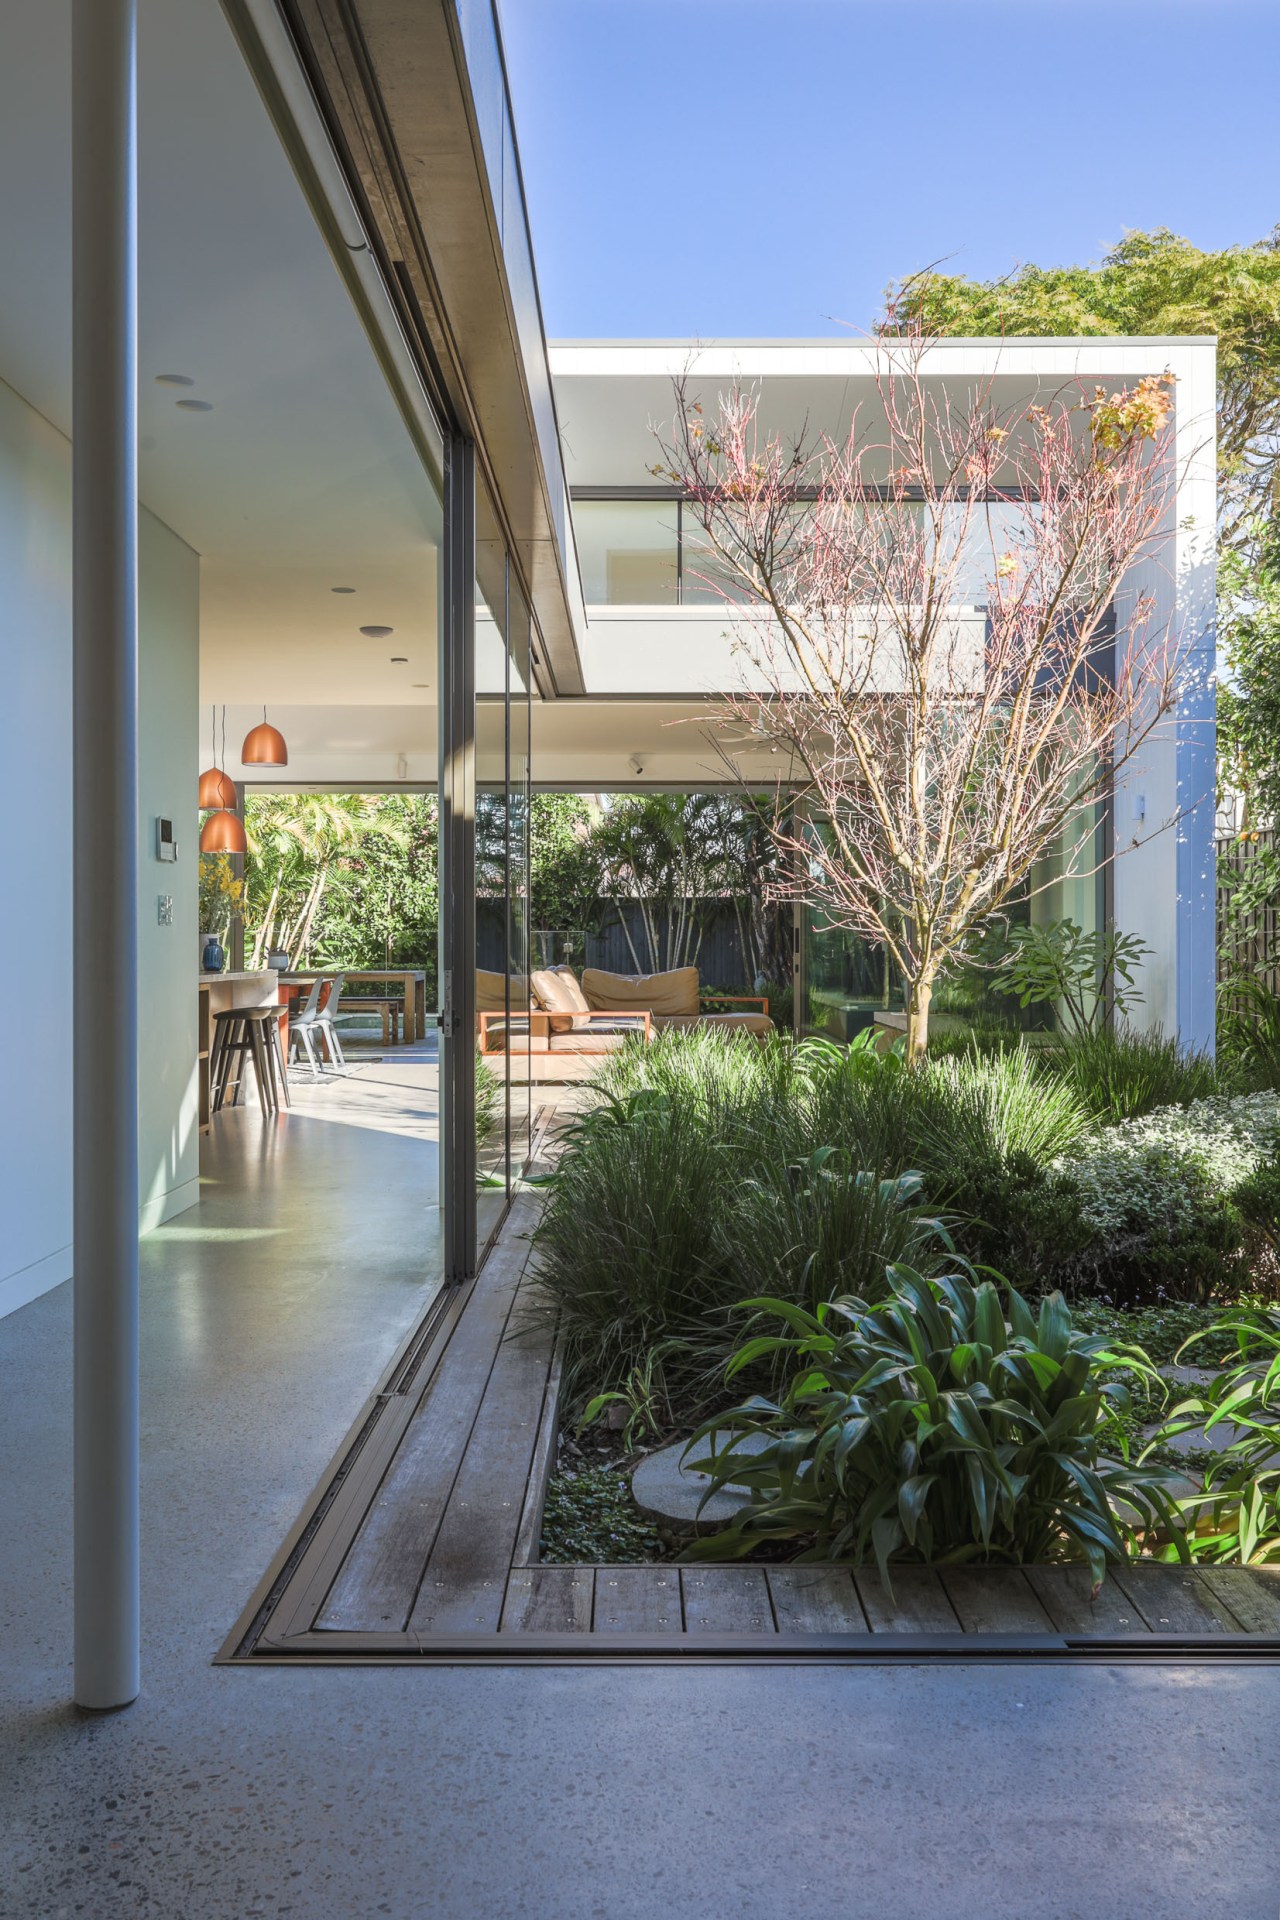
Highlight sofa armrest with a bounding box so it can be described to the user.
[479,1009,549,1051]
[700,993,770,1018]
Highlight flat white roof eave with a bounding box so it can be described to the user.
[548,336,1218,376]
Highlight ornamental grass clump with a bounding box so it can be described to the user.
[1052,1026,1220,1123]
[527,1086,731,1401]
[720,1155,949,1330]
[530,1031,952,1409]
[685,1267,1188,1584]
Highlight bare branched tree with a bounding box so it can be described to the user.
[655,336,1186,1055]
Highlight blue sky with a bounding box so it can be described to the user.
[500,0,1280,340]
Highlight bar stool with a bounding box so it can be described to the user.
[211,1006,290,1115]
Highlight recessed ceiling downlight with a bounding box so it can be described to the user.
[176,399,213,412]
[331,586,356,594]
[154,373,194,387]
[360,624,393,638]
[390,656,408,664]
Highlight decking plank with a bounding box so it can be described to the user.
[1024,1566,1150,1635]
[409,1308,555,1633]
[512,1344,562,1569]
[501,1567,594,1633]
[855,1567,960,1633]
[1195,1568,1280,1634]
[317,1199,537,1631]
[592,1567,682,1633]
[766,1567,869,1633]
[682,1567,773,1633]
[938,1568,1056,1635]
[1111,1563,1243,1634]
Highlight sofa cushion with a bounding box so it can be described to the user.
[702,1011,775,1038]
[582,965,700,1019]
[476,969,529,1014]
[531,965,592,1033]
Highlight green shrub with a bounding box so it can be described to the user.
[1066,1089,1280,1198]
[686,1266,1188,1583]
[1051,1027,1220,1123]
[1048,1089,1280,1304]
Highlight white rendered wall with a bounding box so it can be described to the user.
[1110,341,1218,1051]
[0,378,201,1318]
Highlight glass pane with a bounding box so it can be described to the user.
[507,584,533,1186]
[475,496,509,1254]
[678,499,753,605]
[800,816,903,1040]
[574,498,678,605]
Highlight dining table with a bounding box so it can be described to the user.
[281,969,429,1044]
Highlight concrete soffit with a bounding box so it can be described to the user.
[234,0,584,695]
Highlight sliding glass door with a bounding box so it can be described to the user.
[472,484,533,1260]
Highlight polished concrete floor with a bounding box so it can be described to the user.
[2,1050,1279,1919]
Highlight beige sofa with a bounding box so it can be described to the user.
[477,963,773,1059]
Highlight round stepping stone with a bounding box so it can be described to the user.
[631,1432,769,1531]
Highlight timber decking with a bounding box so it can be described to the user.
[225,1122,1280,1661]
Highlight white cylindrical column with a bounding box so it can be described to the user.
[72,0,140,1711]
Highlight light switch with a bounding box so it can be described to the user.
[157,895,173,926]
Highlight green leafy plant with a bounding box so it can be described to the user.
[685,1266,1188,1584]
[475,1054,501,1149]
[1155,1308,1280,1564]
[198,851,246,937]
[992,919,1149,1039]
[580,1342,682,1451]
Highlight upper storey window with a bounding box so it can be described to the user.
[572,494,1050,607]
[574,499,678,604]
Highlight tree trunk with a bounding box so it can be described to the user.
[905,975,933,1062]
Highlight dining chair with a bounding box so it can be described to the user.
[288,977,326,1079]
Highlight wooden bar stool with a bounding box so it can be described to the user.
[211,1007,290,1115]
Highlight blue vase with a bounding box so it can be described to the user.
[202,934,225,973]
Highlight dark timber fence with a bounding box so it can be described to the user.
[1217,830,1280,994]
[476,899,781,986]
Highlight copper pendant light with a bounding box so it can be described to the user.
[199,808,247,854]
[241,704,288,766]
[198,765,237,809]
[197,705,238,808]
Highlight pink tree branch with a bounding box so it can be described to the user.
[653,334,1183,1055]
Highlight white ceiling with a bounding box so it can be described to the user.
[0,0,441,725]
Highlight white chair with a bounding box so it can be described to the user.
[288,978,326,1079]
[313,974,350,1071]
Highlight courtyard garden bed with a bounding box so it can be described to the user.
[529,1025,1280,1577]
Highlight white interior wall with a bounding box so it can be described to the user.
[0,379,74,1316]
[0,378,201,1319]
[138,514,201,1232]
